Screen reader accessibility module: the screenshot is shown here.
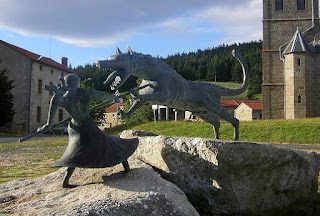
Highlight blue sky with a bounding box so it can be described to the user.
[0,0,262,67]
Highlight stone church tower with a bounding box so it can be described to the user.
[262,0,320,119]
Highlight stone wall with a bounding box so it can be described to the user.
[0,43,32,131]
[29,62,69,132]
[305,53,320,117]
[0,43,70,132]
[262,0,317,119]
[234,103,253,121]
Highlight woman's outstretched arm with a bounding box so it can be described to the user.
[37,95,62,131]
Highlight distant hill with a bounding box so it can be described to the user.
[163,41,262,99]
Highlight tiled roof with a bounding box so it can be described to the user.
[105,103,125,113]
[220,99,261,107]
[242,102,262,110]
[0,40,74,73]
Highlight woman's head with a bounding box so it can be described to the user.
[64,74,80,89]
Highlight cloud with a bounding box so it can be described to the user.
[0,0,260,47]
[158,0,262,44]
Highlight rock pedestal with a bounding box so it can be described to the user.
[121,130,320,215]
[0,159,199,216]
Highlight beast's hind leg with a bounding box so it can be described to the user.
[194,112,220,139]
[203,100,240,141]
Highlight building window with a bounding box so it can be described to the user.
[297,0,305,10]
[37,107,41,123]
[40,65,43,71]
[298,95,302,103]
[38,79,43,93]
[59,109,63,121]
[275,0,283,11]
[297,58,301,66]
[51,69,53,74]
[49,82,53,95]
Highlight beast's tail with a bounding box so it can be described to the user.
[221,50,249,96]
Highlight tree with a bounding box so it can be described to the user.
[124,101,153,124]
[0,62,14,127]
[164,41,262,97]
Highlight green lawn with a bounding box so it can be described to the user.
[107,118,320,144]
[1,119,320,215]
[2,118,320,183]
[0,138,66,183]
[212,81,261,100]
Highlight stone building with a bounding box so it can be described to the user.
[234,102,263,121]
[103,102,125,128]
[0,40,73,132]
[262,0,320,119]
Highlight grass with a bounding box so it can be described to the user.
[3,118,318,184]
[0,137,67,183]
[211,81,258,100]
[1,119,320,215]
[106,118,320,144]
[0,131,26,137]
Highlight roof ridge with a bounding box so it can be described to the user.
[0,40,74,73]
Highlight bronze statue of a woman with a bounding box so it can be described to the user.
[39,74,138,188]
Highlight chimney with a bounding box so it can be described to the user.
[61,57,68,67]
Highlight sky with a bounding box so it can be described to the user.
[0,0,262,67]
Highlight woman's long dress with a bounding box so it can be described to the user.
[52,89,138,168]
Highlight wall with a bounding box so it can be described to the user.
[284,52,320,119]
[0,43,32,131]
[29,62,69,132]
[305,53,320,117]
[234,103,253,121]
[262,0,317,119]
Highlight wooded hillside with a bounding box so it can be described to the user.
[163,41,262,98]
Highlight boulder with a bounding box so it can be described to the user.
[121,130,320,215]
[0,159,199,216]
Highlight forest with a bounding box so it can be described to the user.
[74,40,262,98]
[163,41,262,98]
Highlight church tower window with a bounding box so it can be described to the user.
[298,95,302,103]
[275,0,284,11]
[297,0,306,10]
[297,58,301,66]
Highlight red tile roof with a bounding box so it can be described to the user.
[0,40,74,73]
[242,102,262,110]
[220,99,261,107]
[105,103,125,113]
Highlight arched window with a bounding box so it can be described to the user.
[297,58,301,66]
[275,0,284,11]
[297,0,305,10]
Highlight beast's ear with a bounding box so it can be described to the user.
[127,45,133,55]
[116,47,122,55]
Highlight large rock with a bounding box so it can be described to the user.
[121,130,320,215]
[0,159,199,216]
